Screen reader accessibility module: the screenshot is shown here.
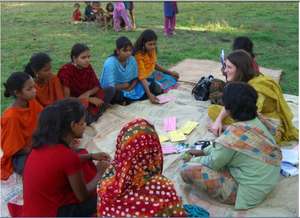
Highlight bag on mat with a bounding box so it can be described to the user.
[192,75,214,101]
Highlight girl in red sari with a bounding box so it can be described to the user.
[97,118,186,217]
[58,43,114,124]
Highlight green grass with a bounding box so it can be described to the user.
[1,2,298,112]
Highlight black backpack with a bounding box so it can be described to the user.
[192,75,214,101]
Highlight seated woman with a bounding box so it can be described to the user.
[22,98,111,217]
[100,36,145,105]
[134,29,179,104]
[24,52,64,107]
[181,82,282,210]
[1,72,43,180]
[97,118,186,217]
[209,50,298,144]
[58,43,114,124]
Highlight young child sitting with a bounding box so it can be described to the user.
[83,2,95,22]
[103,2,114,28]
[1,72,43,180]
[24,52,64,107]
[72,3,82,22]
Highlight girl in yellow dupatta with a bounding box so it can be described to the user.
[208,50,298,144]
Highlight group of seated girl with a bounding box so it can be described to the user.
[1,29,179,182]
[1,31,298,216]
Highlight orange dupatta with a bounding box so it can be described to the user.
[35,74,64,107]
[1,99,43,180]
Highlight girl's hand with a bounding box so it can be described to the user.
[89,97,104,107]
[149,94,159,104]
[96,160,111,176]
[79,92,90,100]
[209,119,223,136]
[170,71,179,80]
[91,152,111,162]
[70,139,81,149]
[187,149,204,157]
[182,153,193,162]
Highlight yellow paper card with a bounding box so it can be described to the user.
[159,134,169,143]
[168,131,187,142]
[179,121,198,135]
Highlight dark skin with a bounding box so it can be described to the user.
[183,149,205,162]
[139,40,179,104]
[114,46,138,92]
[12,78,37,155]
[63,50,104,107]
[34,62,52,85]
[62,118,111,202]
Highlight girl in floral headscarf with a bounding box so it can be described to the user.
[97,118,186,217]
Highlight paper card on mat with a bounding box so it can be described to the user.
[159,134,170,143]
[281,148,299,165]
[168,130,186,142]
[164,117,176,132]
[161,144,178,154]
[157,95,176,104]
[179,121,199,135]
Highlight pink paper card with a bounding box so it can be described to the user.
[164,116,176,132]
[157,95,176,104]
[161,144,178,155]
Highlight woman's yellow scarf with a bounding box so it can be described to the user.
[248,74,298,142]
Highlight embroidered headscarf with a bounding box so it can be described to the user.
[97,118,186,217]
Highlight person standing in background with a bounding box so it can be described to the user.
[124,1,136,30]
[163,1,178,37]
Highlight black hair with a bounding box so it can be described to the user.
[24,52,52,78]
[233,36,255,58]
[226,50,256,82]
[133,29,158,54]
[70,43,90,62]
[3,72,32,98]
[32,98,86,148]
[113,36,133,56]
[223,82,258,121]
[106,2,113,12]
[74,3,80,7]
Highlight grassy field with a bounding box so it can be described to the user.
[1,2,298,112]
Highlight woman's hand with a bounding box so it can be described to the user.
[96,160,111,176]
[89,97,104,107]
[170,71,179,80]
[149,94,159,104]
[187,149,205,157]
[209,119,223,136]
[125,80,137,91]
[70,139,81,149]
[91,152,111,162]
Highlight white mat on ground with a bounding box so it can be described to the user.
[0,83,296,217]
[169,59,282,84]
[81,82,298,217]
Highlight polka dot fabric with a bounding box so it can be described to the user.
[97,118,186,217]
